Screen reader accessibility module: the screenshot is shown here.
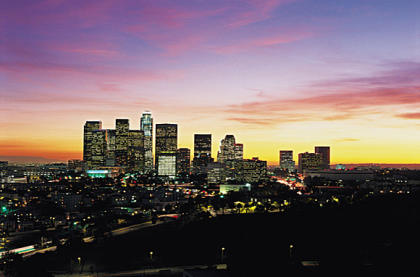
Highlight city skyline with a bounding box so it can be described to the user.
[1,0,420,164]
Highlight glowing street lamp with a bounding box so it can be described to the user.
[149,251,153,261]
[221,247,226,263]
[289,244,294,259]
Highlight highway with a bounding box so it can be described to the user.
[22,220,164,258]
[53,263,227,276]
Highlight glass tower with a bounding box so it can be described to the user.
[140,111,153,173]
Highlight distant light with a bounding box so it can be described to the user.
[86,170,109,174]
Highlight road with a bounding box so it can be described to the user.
[23,220,164,258]
[53,263,227,276]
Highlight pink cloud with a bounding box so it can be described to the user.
[226,0,296,28]
[396,112,420,119]
[224,62,420,126]
[211,31,313,54]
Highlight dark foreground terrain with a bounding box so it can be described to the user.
[3,193,420,276]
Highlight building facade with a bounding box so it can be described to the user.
[155,124,177,178]
[234,143,244,161]
[298,152,322,172]
[83,119,144,172]
[315,146,330,169]
[83,121,102,168]
[177,148,191,176]
[140,111,153,173]
[192,134,213,174]
[279,150,295,172]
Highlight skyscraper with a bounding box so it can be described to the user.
[177,148,190,176]
[155,124,177,178]
[298,152,322,172]
[140,111,153,173]
[115,119,129,167]
[91,129,107,168]
[192,134,213,174]
[128,130,145,172]
[83,121,102,168]
[83,119,145,172]
[217,135,236,163]
[193,134,212,158]
[279,150,295,172]
[234,143,243,161]
[315,146,330,169]
[105,129,116,166]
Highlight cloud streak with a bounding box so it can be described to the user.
[225,61,420,126]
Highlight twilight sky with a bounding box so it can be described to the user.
[1,0,420,164]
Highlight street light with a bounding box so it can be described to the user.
[221,247,225,263]
[289,244,294,259]
[149,251,153,261]
[77,257,81,264]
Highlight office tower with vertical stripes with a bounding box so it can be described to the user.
[141,111,153,173]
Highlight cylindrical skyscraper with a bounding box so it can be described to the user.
[140,111,153,173]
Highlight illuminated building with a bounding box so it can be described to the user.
[128,130,145,172]
[140,111,153,173]
[83,119,145,172]
[206,162,224,185]
[315,146,330,169]
[217,135,235,163]
[234,143,243,161]
[336,164,346,170]
[193,134,211,158]
[67,159,84,172]
[115,119,129,167]
[91,130,107,168]
[220,183,251,194]
[157,154,176,178]
[177,148,190,176]
[304,169,374,181]
[155,124,177,177]
[192,134,213,174]
[86,169,111,178]
[222,157,267,183]
[105,129,116,166]
[238,157,268,183]
[217,135,244,163]
[83,121,102,168]
[298,152,322,172]
[217,135,242,163]
[279,150,295,172]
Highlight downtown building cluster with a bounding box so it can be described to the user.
[279,146,331,172]
[83,111,267,184]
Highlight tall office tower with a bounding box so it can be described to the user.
[176,148,190,176]
[234,143,243,161]
[192,134,213,174]
[115,119,130,167]
[280,150,295,172]
[140,111,153,173]
[217,135,236,163]
[193,134,212,158]
[105,129,116,166]
[298,152,322,172]
[83,121,102,168]
[91,130,107,168]
[128,130,145,172]
[155,124,177,178]
[315,146,330,169]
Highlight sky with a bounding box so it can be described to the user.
[1,0,420,164]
